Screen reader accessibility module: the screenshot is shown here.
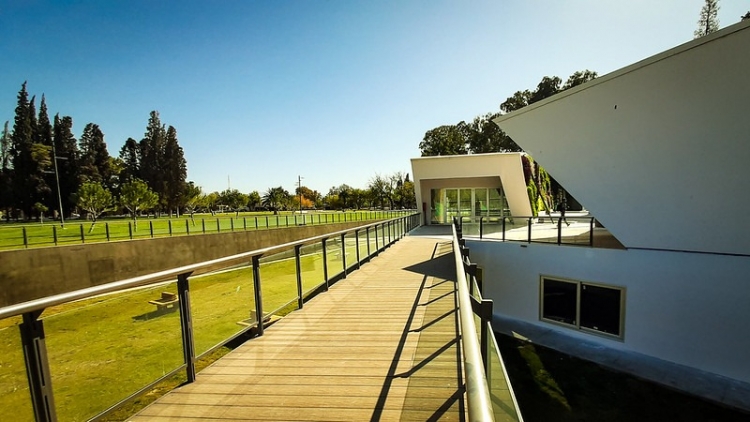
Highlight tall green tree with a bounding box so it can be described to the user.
[467,113,522,153]
[139,111,167,208]
[695,0,720,38]
[163,125,187,215]
[418,124,468,156]
[120,178,158,230]
[52,114,80,217]
[76,182,113,232]
[11,83,50,218]
[36,95,56,211]
[78,123,110,183]
[119,137,140,183]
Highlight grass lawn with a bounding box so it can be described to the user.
[496,333,750,422]
[0,235,371,422]
[0,210,405,251]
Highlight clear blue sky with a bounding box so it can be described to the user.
[1,1,747,195]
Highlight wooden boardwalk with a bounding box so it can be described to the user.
[130,234,465,421]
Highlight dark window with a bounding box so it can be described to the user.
[541,279,577,326]
[580,284,622,336]
[541,276,624,339]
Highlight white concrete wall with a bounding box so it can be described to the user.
[468,240,750,384]
[494,21,750,255]
[411,153,532,223]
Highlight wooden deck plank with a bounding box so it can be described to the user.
[132,235,465,421]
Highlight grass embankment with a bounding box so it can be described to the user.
[496,334,750,422]
[0,234,375,421]
[0,210,402,251]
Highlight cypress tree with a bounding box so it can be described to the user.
[119,137,140,182]
[139,111,167,211]
[163,125,187,215]
[53,114,80,216]
[78,123,110,183]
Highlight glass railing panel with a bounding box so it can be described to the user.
[559,216,593,245]
[300,243,326,295]
[368,228,378,257]
[0,316,35,421]
[259,250,299,318]
[344,233,358,270]
[529,217,558,244]
[488,326,522,421]
[356,230,369,262]
[44,280,184,421]
[502,218,531,242]
[325,237,345,280]
[462,222,481,237]
[191,262,256,357]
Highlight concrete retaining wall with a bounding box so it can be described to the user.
[0,221,367,307]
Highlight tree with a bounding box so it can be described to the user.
[262,186,289,214]
[247,191,261,211]
[33,202,48,223]
[219,189,248,216]
[119,137,140,183]
[694,0,720,38]
[182,182,203,223]
[139,111,167,210]
[120,179,158,230]
[77,182,113,232]
[562,70,598,90]
[52,115,80,217]
[11,82,49,218]
[529,76,562,105]
[36,95,55,212]
[163,126,187,215]
[419,124,467,156]
[500,90,532,114]
[743,11,750,20]
[466,113,522,153]
[78,123,110,183]
[368,174,391,208]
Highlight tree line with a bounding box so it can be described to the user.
[0,82,416,227]
[186,170,416,219]
[0,82,188,224]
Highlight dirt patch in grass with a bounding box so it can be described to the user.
[496,333,750,422]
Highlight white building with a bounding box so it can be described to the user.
[414,19,750,409]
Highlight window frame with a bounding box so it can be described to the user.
[539,275,626,340]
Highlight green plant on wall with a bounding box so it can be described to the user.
[522,154,556,217]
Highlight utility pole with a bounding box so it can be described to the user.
[297,175,304,214]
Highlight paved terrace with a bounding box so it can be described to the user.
[131,229,475,421]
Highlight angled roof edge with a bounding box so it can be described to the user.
[494,19,750,125]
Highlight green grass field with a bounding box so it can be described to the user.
[0,210,405,251]
[0,226,386,421]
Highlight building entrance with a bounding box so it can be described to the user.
[430,187,508,224]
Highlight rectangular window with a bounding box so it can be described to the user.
[540,276,624,339]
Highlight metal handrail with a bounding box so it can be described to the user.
[0,214,417,321]
[452,221,495,422]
